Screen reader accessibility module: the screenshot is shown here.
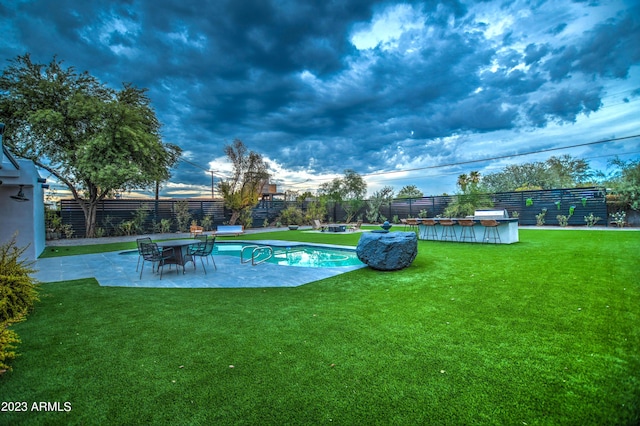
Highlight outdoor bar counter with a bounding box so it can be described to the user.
[416,217,519,244]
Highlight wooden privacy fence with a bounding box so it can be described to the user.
[59,187,609,236]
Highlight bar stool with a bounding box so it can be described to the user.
[419,219,438,240]
[481,220,501,243]
[439,219,457,241]
[406,218,418,233]
[457,219,477,242]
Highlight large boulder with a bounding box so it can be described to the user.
[356,231,418,271]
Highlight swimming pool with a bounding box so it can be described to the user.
[214,242,363,268]
[121,241,364,268]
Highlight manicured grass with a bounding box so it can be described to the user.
[39,241,138,257]
[4,230,640,425]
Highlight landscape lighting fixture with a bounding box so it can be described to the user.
[10,185,29,202]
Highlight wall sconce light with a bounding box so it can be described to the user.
[10,185,29,202]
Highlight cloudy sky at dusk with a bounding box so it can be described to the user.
[1,0,639,198]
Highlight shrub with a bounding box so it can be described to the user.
[45,208,62,233]
[117,220,135,236]
[536,209,547,226]
[584,213,601,227]
[131,204,150,234]
[610,211,626,227]
[556,214,570,227]
[0,236,39,373]
[239,208,253,229]
[61,223,75,239]
[279,206,304,226]
[160,218,172,233]
[201,215,214,231]
[443,191,493,218]
[304,199,327,225]
[101,215,117,236]
[174,201,191,232]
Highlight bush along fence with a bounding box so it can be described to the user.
[56,199,225,238]
[54,187,615,238]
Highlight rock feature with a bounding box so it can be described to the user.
[356,231,418,271]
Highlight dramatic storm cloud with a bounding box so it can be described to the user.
[1,0,638,196]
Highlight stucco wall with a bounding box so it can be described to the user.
[0,159,45,261]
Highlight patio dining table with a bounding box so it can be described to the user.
[156,239,199,272]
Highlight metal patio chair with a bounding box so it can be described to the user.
[188,235,217,274]
[136,237,152,272]
[139,242,176,280]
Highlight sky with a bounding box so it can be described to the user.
[1,0,639,198]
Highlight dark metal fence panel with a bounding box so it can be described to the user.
[59,187,607,236]
[503,187,607,226]
[60,199,225,236]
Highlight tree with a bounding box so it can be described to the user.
[218,139,270,225]
[318,169,367,222]
[0,55,181,237]
[546,155,593,187]
[456,171,481,193]
[482,155,595,193]
[444,171,492,217]
[606,157,640,210]
[397,185,423,198]
[366,186,394,223]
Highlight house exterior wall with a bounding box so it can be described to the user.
[0,156,46,261]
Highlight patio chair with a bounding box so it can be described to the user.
[139,242,176,280]
[188,235,217,274]
[313,219,328,231]
[136,237,152,272]
[348,220,362,232]
[190,225,204,238]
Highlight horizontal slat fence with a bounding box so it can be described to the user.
[59,187,608,237]
[492,187,608,226]
[60,199,225,236]
[325,186,607,226]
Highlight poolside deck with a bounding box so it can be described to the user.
[36,229,365,288]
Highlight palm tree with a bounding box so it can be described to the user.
[457,174,469,192]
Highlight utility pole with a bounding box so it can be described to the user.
[210,171,214,198]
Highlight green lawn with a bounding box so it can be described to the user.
[3,229,639,425]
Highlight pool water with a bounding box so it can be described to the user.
[213,242,363,268]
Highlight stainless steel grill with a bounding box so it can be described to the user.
[473,209,509,219]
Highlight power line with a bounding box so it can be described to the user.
[178,158,228,179]
[359,134,640,178]
[362,148,640,183]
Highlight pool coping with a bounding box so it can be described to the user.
[34,241,366,289]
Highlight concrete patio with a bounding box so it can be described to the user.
[35,229,365,288]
